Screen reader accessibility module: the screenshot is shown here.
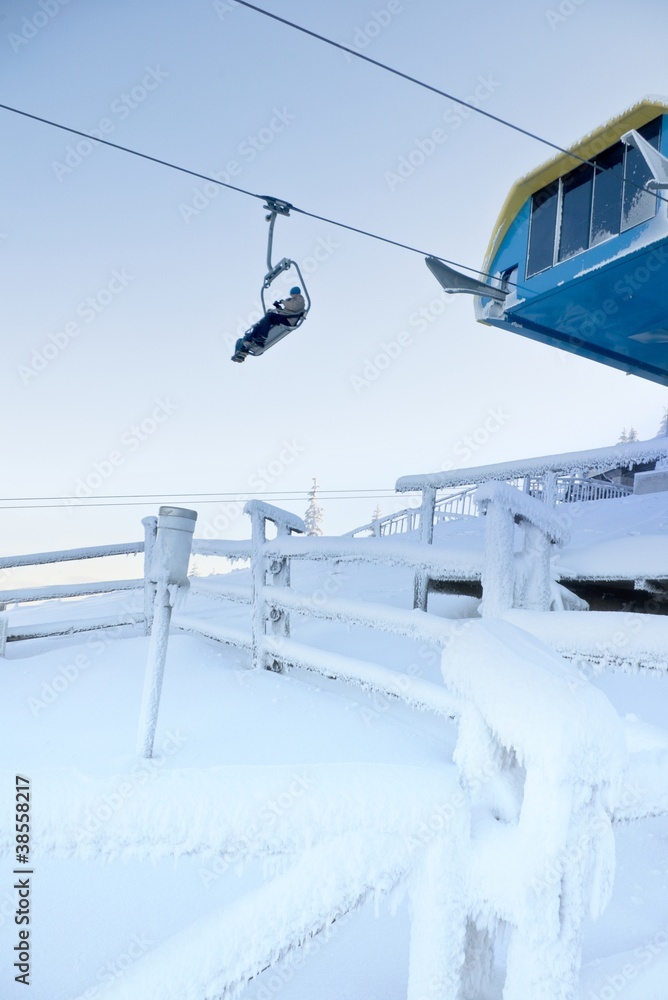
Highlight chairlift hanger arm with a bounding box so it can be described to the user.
[262,196,293,273]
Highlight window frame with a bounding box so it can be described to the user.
[525,117,662,280]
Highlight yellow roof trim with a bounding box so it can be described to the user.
[483,98,668,272]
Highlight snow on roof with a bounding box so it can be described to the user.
[396,436,668,492]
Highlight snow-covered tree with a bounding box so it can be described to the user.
[618,428,628,444]
[627,426,638,442]
[655,407,668,438]
[372,504,382,522]
[304,478,324,536]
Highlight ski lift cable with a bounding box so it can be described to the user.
[0,101,522,289]
[233,0,668,211]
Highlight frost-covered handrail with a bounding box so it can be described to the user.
[0,520,157,642]
[12,764,467,1000]
[444,618,626,999]
[261,536,481,578]
[243,499,305,535]
[0,540,144,569]
[476,482,570,615]
[0,578,143,606]
[475,481,570,545]
[396,435,668,492]
[190,538,252,559]
[345,486,478,539]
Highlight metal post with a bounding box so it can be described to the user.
[136,506,197,758]
[136,585,173,758]
[414,486,437,610]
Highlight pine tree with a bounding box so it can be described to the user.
[656,406,668,438]
[618,428,628,444]
[627,427,639,442]
[372,504,382,521]
[304,478,324,536]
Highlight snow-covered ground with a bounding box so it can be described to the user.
[2,496,668,999]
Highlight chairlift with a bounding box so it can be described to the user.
[242,197,311,357]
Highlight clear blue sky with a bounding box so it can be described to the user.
[1,0,667,556]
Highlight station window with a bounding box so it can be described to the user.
[526,116,662,277]
[557,163,594,261]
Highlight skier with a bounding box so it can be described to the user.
[231,286,306,362]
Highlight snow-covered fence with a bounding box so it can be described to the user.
[346,485,478,539]
[380,437,668,610]
[476,480,570,616]
[15,762,469,1000]
[245,499,306,670]
[0,526,153,647]
[0,515,251,647]
[444,618,626,1000]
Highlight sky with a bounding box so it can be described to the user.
[2,0,668,561]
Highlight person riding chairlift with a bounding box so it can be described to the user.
[232,286,305,362]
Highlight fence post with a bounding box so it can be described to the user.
[267,520,294,668]
[479,500,515,617]
[137,507,197,758]
[142,515,158,636]
[245,500,306,671]
[407,832,468,1000]
[515,521,552,610]
[414,486,437,610]
[248,508,268,671]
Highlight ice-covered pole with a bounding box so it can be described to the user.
[136,506,197,758]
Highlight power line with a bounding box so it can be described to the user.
[0,493,412,512]
[0,101,506,285]
[234,1,668,210]
[0,489,401,502]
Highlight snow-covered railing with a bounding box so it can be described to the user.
[0,520,157,647]
[476,480,570,616]
[516,473,633,503]
[377,437,668,609]
[396,436,668,495]
[0,516,254,648]
[190,537,252,560]
[346,486,478,538]
[443,618,626,1000]
[14,763,469,1000]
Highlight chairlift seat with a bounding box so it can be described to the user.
[244,312,306,356]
